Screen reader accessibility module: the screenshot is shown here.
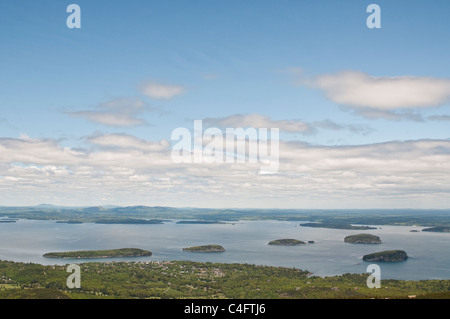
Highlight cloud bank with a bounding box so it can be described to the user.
[1,135,449,208]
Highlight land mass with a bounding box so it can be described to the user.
[300,222,377,230]
[344,234,382,244]
[43,248,152,259]
[362,250,408,262]
[176,220,226,224]
[422,227,450,233]
[268,239,306,246]
[182,245,225,252]
[0,259,449,299]
[1,206,450,228]
[94,219,164,224]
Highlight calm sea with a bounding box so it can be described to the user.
[0,219,449,280]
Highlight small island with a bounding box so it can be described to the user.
[300,222,377,230]
[268,239,306,246]
[182,245,225,252]
[177,220,226,225]
[344,234,382,244]
[362,250,408,262]
[43,248,152,259]
[421,227,450,233]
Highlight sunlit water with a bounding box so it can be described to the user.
[0,219,449,280]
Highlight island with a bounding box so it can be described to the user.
[300,222,377,230]
[182,245,225,252]
[362,250,408,262]
[94,219,164,224]
[268,239,306,246]
[43,248,152,259]
[344,234,382,244]
[56,220,83,224]
[421,227,450,233]
[177,220,226,224]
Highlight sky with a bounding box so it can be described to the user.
[0,0,450,208]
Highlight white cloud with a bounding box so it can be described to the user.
[67,97,149,127]
[202,114,373,135]
[309,71,450,109]
[140,82,185,100]
[69,111,146,127]
[87,133,170,152]
[203,114,314,134]
[300,70,450,119]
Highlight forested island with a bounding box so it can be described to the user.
[422,227,450,233]
[43,248,152,259]
[344,234,382,244]
[362,250,408,262]
[182,245,225,252]
[300,222,377,230]
[176,220,226,224]
[268,239,306,246]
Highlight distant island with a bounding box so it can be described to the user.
[94,219,164,224]
[176,220,226,224]
[268,239,306,246]
[422,227,450,233]
[182,245,225,252]
[300,222,377,230]
[344,234,382,244]
[362,250,408,262]
[56,220,83,224]
[0,220,16,223]
[43,248,152,259]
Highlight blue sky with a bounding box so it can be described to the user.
[0,1,450,208]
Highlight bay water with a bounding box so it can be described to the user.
[0,219,449,280]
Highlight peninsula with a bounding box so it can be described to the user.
[43,248,152,259]
[422,227,450,233]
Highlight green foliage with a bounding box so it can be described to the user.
[0,259,449,299]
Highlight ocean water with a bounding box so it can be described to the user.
[0,219,449,280]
